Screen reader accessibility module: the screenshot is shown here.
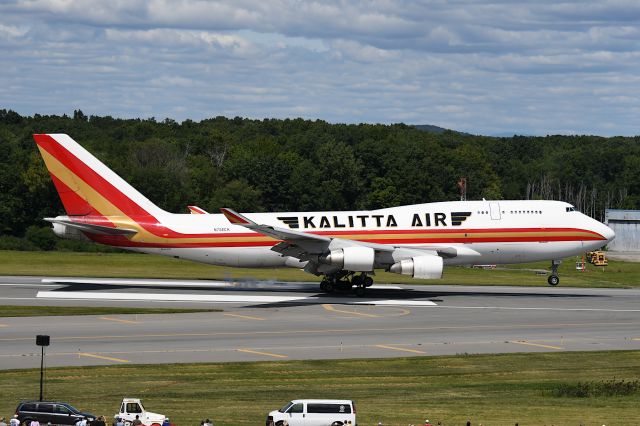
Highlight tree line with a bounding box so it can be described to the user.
[1,109,638,250]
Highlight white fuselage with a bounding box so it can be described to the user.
[130,200,614,269]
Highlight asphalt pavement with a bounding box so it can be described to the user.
[1,275,639,369]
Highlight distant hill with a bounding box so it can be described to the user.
[412,124,450,134]
[412,124,473,136]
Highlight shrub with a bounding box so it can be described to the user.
[551,379,640,397]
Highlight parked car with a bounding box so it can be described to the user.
[115,398,166,426]
[266,399,356,426]
[15,401,95,426]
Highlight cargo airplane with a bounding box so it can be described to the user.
[34,134,615,296]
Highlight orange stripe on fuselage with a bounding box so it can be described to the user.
[88,227,604,248]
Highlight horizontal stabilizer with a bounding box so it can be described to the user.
[44,217,138,236]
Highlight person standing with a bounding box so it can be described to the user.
[29,419,39,426]
[10,416,19,426]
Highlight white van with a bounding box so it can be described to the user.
[266,399,356,426]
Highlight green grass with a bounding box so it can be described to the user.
[1,351,639,425]
[0,306,220,317]
[0,250,638,288]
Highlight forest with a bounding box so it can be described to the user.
[1,109,638,250]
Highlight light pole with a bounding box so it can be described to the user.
[36,335,50,401]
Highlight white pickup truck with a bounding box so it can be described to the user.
[115,399,166,426]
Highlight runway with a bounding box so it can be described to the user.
[1,275,640,369]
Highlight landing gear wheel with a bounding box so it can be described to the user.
[320,279,334,293]
[363,276,374,287]
[352,274,363,286]
[548,275,560,286]
[354,286,366,297]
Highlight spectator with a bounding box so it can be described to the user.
[131,416,142,426]
[115,418,124,426]
[161,419,170,426]
[29,419,39,426]
[10,416,19,426]
[203,419,212,426]
[0,417,7,426]
[424,420,432,426]
[466,421,471,426]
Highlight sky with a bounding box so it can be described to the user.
[1,0,639,136]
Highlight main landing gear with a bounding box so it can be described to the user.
[548,259,561,286]
[320,272,373,297]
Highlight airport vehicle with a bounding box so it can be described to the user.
[266,399,356,426]
[115,398,165,426]
[15,401,95,425]
[34,134,615,294]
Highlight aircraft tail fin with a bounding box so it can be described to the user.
[33,134,167,218]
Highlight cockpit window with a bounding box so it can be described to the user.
[566,206,576,212]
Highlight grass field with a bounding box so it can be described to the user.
[1,351,639,425]
[0,250,638,288]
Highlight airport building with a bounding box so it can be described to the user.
[605,209,640,251]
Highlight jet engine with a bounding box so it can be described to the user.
[323,246,375,271]
[389,255,443,279]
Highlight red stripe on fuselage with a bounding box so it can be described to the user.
[87,227,604,248]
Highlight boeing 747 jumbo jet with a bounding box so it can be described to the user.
[34,134,615,296]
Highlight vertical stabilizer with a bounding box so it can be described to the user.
[34,134,167,219]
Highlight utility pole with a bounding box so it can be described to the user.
[457,177,467,201]
[36,335,50,401]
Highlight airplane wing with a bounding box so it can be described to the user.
[44,217,138,236]
[220,208,481,277]
[220,208,332,259]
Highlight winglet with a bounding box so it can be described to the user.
[220,208,254,225]
[188,205,208,214]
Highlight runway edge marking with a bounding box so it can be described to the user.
[36,291,438,307]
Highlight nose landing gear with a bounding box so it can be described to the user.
[548,259,561,286]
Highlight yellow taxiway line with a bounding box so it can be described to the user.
[100,317,139,324]
[223,313,265,321]
[236,348,288,359]
[322,304,380,318]
[1,321,636,343]
[510,340,563,350]
[78,352,130,363]
[375,344,427,354]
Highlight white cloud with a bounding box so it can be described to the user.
[0,0,639,135]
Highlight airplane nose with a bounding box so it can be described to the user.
[602,224,615,243]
